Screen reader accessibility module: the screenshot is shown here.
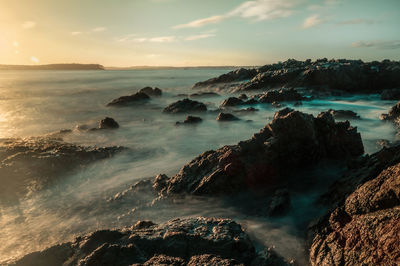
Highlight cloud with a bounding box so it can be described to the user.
[71,31,83,35]
[185,33,216,41]
[302,14,325,28]
[351,40,400,50]
[337,18,377,25]
[149,36,177,43]
[22,21,36,29]
[30,56,40,63]
[92,27,107,32]
[173,15,225,29]
[173,0,299,29]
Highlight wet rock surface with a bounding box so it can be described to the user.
[193,59,400,93]
[155,109,363,197]
[0,138,124,204]
[327,109,360,120]
[221,97,245,107]
[138,86,162,96]
[99,117,120,129]
[163,98,207,113]
[309,159,400,266]
[216,112,239,121]
[380,101,400,126]
[107,92,150,107]
[12,217,262,266]
[175,116,203,125]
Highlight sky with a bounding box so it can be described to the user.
[0,0,399,66]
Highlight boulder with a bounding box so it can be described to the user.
[258,88,303,103]
[12,217,256,266]
[175,116,203,125]
[328,109,360,120]
[155,109,363,197]
[163,99,207,113]
[138,87,162,96]
[220,97,245,107]
[238,94,248,100]
[107,92,150,107]
[216,113,239,121]
[99,117,119,129]
[380,102,400,125]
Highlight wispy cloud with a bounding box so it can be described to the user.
[71,31,83,36]
[337,18,377,25]
[185,33,216,41]
[22,21,36,29]
[302,14,325,28]
[92,27,107,32]
[173,0,299,29]
[173,15,225,29]
[351,40,400,49]
[149,36,177,43]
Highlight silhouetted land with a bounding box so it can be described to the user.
[0,64,104,70]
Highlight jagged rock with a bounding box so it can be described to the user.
[193,59,400,93]
[221,97,245,107]
[138,87,162,96]
[309,161,400,265]
[175,116,203,125]
[245,98,259,105]
[99,117,119,129]
[107,92,150,107]
[163,99,207,113]
[0,138,124,204]
[381,88,400,100]
[216,113,239,121]
[380,102,400,126]
[155,109,363,197]
[238,94,248,100]
[328,109,360,120]
[12,217,256,266]
[258,88,303,103]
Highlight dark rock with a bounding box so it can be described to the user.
[176,116,202,125]
[221,97,245,107]
[13,217,256,266]
[238,94,248,100]
[381,88,400,100]
[328,109,360,120]
[380,102,400,126]
[189,92,219,98]
[309,161,400,266]
[163,98,207,113]
[193,68,258,89]
[258,88,303,103]
[244,98,259,105]
[0,138,124,204]
[216,113,239,121]
[138,86,162,96]
[155,109,363,197]
[99,117,119,129]
[107,92,150,107]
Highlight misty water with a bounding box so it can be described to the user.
[0,69,398,264]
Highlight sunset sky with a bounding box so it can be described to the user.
[0,0,399,66]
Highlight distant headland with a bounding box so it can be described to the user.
[0,64,104,70]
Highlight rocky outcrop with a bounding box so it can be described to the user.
[221,97,245,107]
[107,92,150,107]
[328,109,360,120]
[175,116,203,125]
[155,109,363,197]
[12,217,260,266]
[380,101,400,126]
[309,160,400,265]
[0,138,124,204]
[163,99,207,113]
[216,113,239,121]
[256,88,303,103]
[193,59,400,93]
[138,87,162,96]
[99,117,119,129]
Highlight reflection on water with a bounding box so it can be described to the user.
[0,69,398,263]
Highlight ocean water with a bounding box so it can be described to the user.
[0,69,398,264]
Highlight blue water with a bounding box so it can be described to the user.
[0,69,397,264]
